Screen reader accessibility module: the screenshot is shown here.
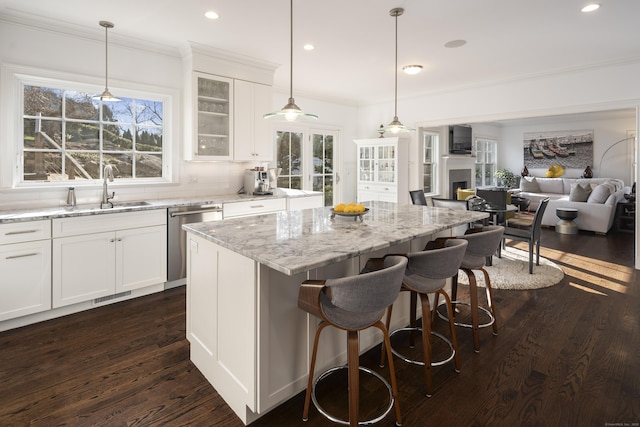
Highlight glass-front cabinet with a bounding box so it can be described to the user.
[354,137,408,204]
[194,73,233,159]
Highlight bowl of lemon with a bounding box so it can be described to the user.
[330,203,369,221]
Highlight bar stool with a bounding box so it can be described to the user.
[436,225,505,352]
[379,239,469,397]
[298,255,408,427]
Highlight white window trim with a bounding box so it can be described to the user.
[474,135,498,187]
[0,63,177,190]
[273,123,341,205]
[422,130,439,196]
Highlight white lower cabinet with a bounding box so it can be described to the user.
[52,210,167,308]
[0,238,52,321]
[223,197,287,218]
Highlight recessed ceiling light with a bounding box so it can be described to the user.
[205,10,219,20]
[444,39,467,48]
[402,65,423,75]
[581,3,600,12]
[303,43,315,51]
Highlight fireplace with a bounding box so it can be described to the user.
[451,181,468,199]
[449,169,472,199]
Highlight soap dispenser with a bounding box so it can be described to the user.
[66,187,76,206]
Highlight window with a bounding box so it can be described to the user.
[275,126,338,206]
[423,132,438,194]
[475,137,497,187]
[22,84,164,183]
[276,130,303,189]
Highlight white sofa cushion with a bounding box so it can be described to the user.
[587,183,612,204]
[537,177,564,194]
[520,176,541,192]
[569,183,592,202]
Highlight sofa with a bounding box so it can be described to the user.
[517,177,629,234]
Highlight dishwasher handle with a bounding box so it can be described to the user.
[170,207,223,217]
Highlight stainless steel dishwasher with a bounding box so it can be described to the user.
[167,203,223,286]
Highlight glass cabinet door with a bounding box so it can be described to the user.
[359,146,375,182]
[377,144,396,183]
[195,74,232,157]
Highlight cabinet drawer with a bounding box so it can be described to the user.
[53,209,166,238]
[0,220,51,245]
[224,198,286,218]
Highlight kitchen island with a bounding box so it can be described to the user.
[183,201,488,424]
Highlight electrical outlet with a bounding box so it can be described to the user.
[189,175,198,183]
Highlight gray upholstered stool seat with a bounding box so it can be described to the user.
[379,238,469,397]
[436,225,505,352]
[298,255,408,427]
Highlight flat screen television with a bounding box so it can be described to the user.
[449,125,472,154]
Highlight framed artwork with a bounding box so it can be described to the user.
[523,129,593,169]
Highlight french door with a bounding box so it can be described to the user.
[275,127,338,207]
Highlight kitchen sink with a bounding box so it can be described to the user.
[112,201,153,207]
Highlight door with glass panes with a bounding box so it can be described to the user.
[275,128,338,207]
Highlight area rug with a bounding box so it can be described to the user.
[457,246,564,290]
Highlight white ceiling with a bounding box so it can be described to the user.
[1,0,639,107]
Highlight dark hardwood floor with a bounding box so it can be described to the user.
[1,229,639,426]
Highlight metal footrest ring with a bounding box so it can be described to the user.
[436,301,495,329]
[388,327,455,367]
[311,365,394,426]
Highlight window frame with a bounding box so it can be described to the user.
[422,130,439,196]
[474,136,498,187]
[1,64,175,189]
[273,124,340,207]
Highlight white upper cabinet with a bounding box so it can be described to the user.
[234,80,273,162]
[193,73,234,159]
[183,43,277,162]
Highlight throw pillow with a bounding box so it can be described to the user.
[569,183,592,202]
[587,184,611,204]
[520,176,540,192]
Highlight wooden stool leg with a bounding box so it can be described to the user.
[303,321,329,421]
[379,304,394,368]
[418,293,433,397]
[409,290,417,347]
[463,268,481,352]
[438,289,460,373]
[374,321,403,426]
[347,330,359,427]
[481,267,499,335]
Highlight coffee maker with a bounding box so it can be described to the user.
[244,169,272,195]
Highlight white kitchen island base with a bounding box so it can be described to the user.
[183,202,488,424]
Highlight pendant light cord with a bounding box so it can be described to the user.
[104,24,109,91]
[394,10,398,118]
[289,0,294,101]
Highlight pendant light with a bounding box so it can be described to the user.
[383,8,413,134]
[94,20,120,102]
[264,0,317,121]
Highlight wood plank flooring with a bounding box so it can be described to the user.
[1,229,639,426]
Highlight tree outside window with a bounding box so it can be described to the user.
[22,85,164,182]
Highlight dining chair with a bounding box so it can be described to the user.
[502,197,550,274]
[409,190,428,205]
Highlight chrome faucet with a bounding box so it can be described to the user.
[101,164,115,208]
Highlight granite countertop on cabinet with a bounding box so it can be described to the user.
[183,200,489,276]
[0,189,322,224]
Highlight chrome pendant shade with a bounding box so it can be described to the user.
[264,0,317,121]
[383,7,413,134]
[94,20,120,102]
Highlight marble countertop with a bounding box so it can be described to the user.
[0,189,322,224]
[183,201,489,276]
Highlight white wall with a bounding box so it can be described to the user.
[0,16,358,209]
[497,113,635,184]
